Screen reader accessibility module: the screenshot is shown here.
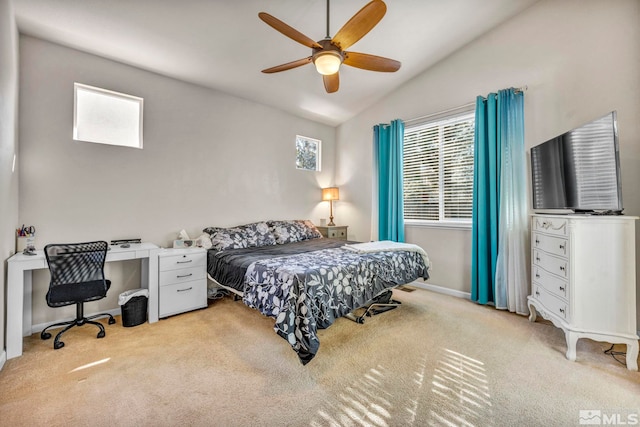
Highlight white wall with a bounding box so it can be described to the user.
[337,0,640,319]
[18,36,336,324]
[0,0,19,362]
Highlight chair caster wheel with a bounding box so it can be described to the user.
[108,318,116,325]
[54,341,64,349]
[97,330,105,339]
[41,332,51,340]
[356,317,365,324]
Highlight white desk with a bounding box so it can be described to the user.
[6,242,159,359]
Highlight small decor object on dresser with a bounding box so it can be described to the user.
[158,247,207,318]
[173,239,195,248]
[316,225,348,241]
[527,214,639,371]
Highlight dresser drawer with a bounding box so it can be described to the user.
[160,265,206,287]
[532,265,569,300]
[327,228,347,239]
[317,226,348,240]
[159,279,207,318]
[532,217,568,237]
[532,284,570,321]
[159,251,206,272]
[532,232,568,258]
[533,249,569,280]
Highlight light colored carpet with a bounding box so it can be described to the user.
[1,288,639,426]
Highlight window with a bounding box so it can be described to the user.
[296,135,321,171]
[403,109,475,225]
[73,83,143,149]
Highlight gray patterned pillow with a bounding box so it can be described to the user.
[268,220,323,244]
[203,222,276,251]
[202,226,222,237]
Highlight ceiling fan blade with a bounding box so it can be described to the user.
[323,73,339,93]
[259,12,323,49]
[262,57,313,74]
[332,0,386,50]
[343,51,400,72]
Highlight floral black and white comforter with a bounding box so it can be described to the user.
[242,245,429,364]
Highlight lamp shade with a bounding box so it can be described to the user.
[314,52,342,75]
[322,187,339,201]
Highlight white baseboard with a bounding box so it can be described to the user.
[31,308,121,334]
[0,350,6,372]
[410,281,471,300]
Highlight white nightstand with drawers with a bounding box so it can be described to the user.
[316,225,348,240]
[158,247,208,318]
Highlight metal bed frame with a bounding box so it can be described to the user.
[207,274,400,323]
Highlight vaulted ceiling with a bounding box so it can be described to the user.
[14,0,539,126]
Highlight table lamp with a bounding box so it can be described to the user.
[321,187,339,226]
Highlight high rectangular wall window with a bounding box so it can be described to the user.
[73,83,144,149]
[296,135,321,171]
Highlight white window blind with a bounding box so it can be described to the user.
[403,111,475,223]
[73,83,143,149]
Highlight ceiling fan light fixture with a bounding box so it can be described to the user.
[314,51,342,75]
[259,0,399,93]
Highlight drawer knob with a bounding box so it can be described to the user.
[559,266,565,272]
[535,290,540,296]
[535,256,541,262]
[535,238,540,245]
[535,272,540,279]
[177,273,193,278]
[177,259,193,264]
[559,286,565,292]
[559,308,565,314]
[177,287,193,292]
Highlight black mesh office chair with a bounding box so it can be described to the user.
[40,241,116,349]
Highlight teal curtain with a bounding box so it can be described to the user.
[373,119,405,242]
[471,88,527,313]
[471,94,499,304]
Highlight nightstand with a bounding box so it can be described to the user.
[158,247,207,318]
[317,225,348,240]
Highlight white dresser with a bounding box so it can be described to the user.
[528,214,639,370]
[158,247,208,318]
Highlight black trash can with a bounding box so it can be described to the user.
[119,289,149,327]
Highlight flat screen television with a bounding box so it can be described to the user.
[530,111,623,213]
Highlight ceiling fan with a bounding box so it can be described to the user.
[259,0,401,93]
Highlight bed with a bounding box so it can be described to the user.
[204,220,430,364]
